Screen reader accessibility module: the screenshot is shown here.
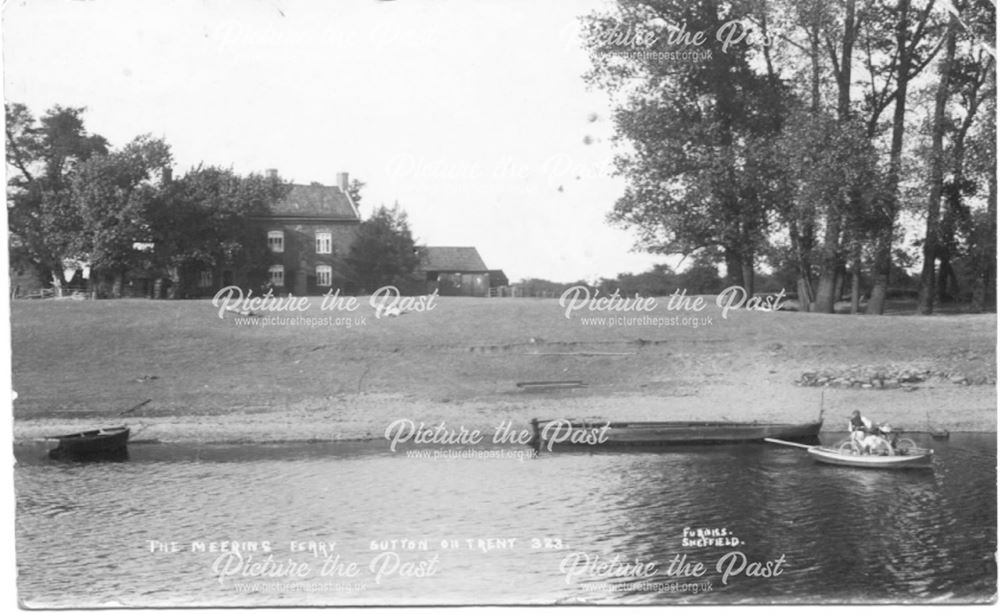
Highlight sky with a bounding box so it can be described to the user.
[3,0,672,283]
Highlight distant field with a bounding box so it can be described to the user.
[9,296,997,437]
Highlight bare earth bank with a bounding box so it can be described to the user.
[10,298,996,444]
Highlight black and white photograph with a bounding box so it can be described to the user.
[5,0,997,607]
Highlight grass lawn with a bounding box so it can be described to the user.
[10,296,997,440]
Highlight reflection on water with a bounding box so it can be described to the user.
[14,434,996,606]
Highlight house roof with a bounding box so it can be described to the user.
[419,247,489,272]
[266,184,360,220]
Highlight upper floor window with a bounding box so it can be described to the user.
[269,264,285,286]
[198,270,213,288]
[267,230,284,253]
[315,231,332,254]
[316,265,332,287]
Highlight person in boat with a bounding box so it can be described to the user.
[850,411,896,456]
[848,410,872,453]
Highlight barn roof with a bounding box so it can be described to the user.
[488,269,509,286]
[419,247,489,272]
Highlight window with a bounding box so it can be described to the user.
[198,271,213,288]
[316,265,332,287]
[269,265,285,286]
[267,230,284,253]
[315,231,332,254]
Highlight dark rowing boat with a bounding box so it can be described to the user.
[48,425,130,460]
[530,417,823,452]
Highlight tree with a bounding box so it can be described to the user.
[6,103,109,290]
[862,0,947,314]
[965,64,997,311]
[346,178,366,205]
[347,204,420,292]
[775,110,883,313]
[916,8,960,314]
[582,0,788,296]
[69,135,172,297]
[917,0,995,313]
[148,166,291,298]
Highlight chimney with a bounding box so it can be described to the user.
[266,168,278,179]
[336,172,349,191]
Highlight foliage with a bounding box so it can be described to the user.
[582,0,995,314]
[347,204,420,292]
[5,104,109,282]
[346,178,366,205]
[69,135,172,278]
[582,0,790,294]
[148,166,292,296]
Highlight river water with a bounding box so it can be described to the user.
[14,433,997,606]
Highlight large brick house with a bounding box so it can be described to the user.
[258,171,360,295]
[197,171,361,296]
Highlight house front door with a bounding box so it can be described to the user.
[295,267,307,296]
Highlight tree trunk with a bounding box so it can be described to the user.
[847,243,862,314]
[724,249,743,291]
[851,268,861,314]
[49,271,64,297]
[972,164,996,312]
[796,279,814,312]
[833,263,847,303]
[167,266,180,300]
[815,210,842,313]
[986,150,997,310]
[917,15,957,315]
[867,234,891,315]
[867,0,913,315]
[809,28,822,112]
[788,219,814,311]
[111,271,124,298]
[938,258,958,301]
[837,0,857,121]
[741,260,755,298]
[809,0,855,315]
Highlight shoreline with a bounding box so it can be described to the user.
[13,385,996,445]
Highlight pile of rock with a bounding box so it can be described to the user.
[796,365,993,389]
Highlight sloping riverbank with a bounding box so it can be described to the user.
[11,298,996,444]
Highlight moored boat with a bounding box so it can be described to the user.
[928,427,950,440]
[530,417,823,452]
[806,445,934,469]
[48,425,130,460]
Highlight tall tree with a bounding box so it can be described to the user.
[863,0,946,314]
[776,110,883,311]
[917,7,960,314]
[583,0,788,296]
[347,204,420,292]
[5,104,109,290]
[923,0,995,311]
[69,135,172,297]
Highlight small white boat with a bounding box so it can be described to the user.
[765,438,934,470]
[806,446,934,469]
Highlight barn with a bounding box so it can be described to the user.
[418,247,492,297]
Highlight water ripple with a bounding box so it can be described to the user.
[14,434,997,606]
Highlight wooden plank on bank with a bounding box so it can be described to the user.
[516,380,586,391]
[525,352,636,356]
